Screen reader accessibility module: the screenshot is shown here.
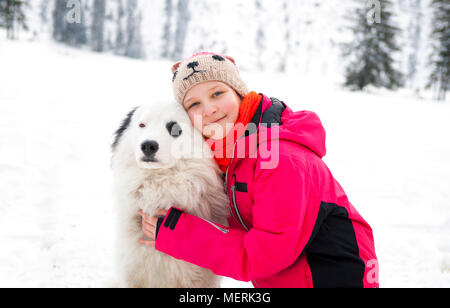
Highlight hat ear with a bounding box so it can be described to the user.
[171,61,182,73]
[223,55,236,65]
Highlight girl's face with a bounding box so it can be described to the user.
[183,81,241,140]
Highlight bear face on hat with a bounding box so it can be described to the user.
[172,52,249,105]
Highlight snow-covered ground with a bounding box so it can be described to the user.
[0,39,449,287]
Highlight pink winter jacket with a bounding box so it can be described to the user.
[155,94,379,288]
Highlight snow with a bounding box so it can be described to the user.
[0,38,449,287]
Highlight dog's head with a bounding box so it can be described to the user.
[111,102,211,170]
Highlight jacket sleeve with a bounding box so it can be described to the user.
[155,153,318,282]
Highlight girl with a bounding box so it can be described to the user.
[138,52,379,288]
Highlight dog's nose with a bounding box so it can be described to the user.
[141,140,159,157]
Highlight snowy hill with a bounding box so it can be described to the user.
[0,38,449,287]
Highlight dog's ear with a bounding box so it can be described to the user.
[112,107,139,151]
[171,61,182,73]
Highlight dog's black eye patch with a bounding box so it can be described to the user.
[166,121,182,138]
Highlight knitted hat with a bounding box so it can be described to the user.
[171,52,249,105]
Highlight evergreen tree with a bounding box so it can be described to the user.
[427,0,449,101]
[342,0,404,90]
[0,1,5,29]
[0,0,29,40]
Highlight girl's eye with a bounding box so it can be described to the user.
[213,91,223,97]
[189,102,200,109]
[139,123,146,128]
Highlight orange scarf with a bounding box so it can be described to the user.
[206,91,262,173]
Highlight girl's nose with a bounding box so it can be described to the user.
[203,103,218,117]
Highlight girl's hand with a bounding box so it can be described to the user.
[138,209,168,247]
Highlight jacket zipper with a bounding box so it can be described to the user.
[198,217,229,234]
[225,141,238,224]
[225,134,258,288]
[225,135,252,231]
[231,176,249,231]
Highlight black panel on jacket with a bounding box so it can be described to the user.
[303,202,365,288]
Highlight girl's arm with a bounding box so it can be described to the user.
[151,154,317,282]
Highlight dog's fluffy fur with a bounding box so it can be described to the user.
[111,102,230,288]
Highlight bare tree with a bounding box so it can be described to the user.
[91,0,106,52]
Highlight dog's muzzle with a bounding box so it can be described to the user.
[141,140,159,162]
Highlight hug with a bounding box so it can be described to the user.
[111,51,379,288]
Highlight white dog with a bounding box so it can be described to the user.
[111,101,230,288]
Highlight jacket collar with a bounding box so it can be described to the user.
[230,95,287,160]
[243,94,286,139]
